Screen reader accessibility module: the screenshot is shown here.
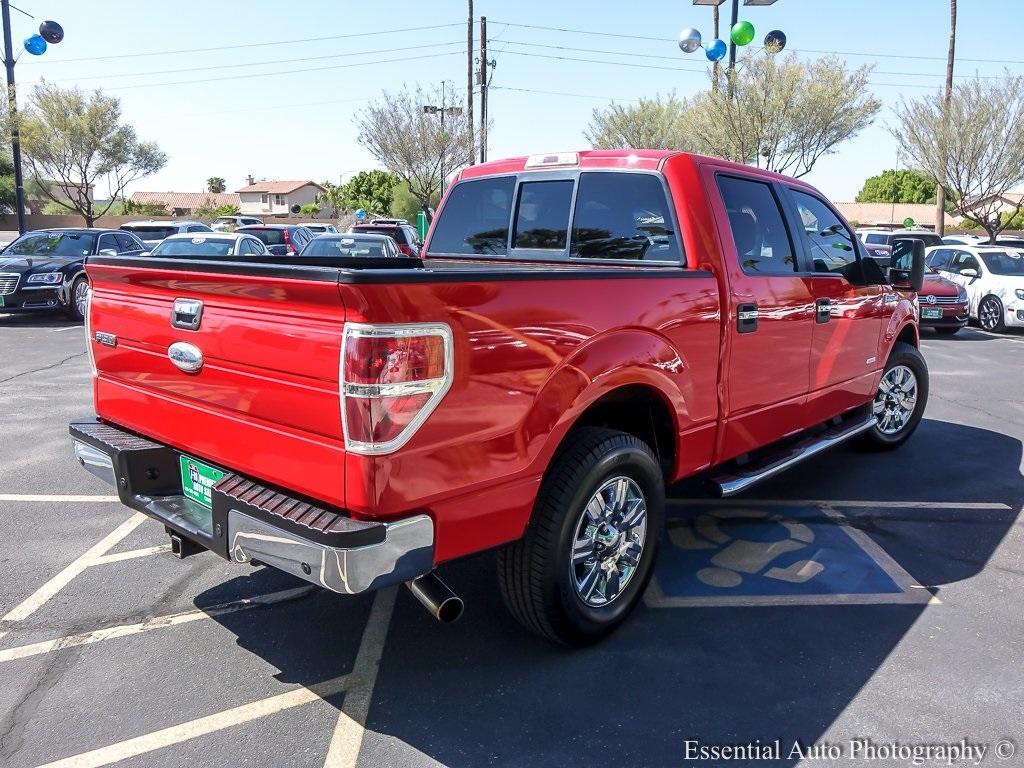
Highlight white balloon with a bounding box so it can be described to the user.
[678,27,702,54]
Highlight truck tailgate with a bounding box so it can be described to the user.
[86,260,349,508]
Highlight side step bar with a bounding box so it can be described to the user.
[711,416,875,498]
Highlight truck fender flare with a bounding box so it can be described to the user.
[519,329,688,475]
[882,298,919,358]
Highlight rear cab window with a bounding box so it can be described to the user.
[426,171,683,264]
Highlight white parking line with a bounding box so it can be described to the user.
[667,499,1010,510]
[1,514,146,628]
[323,586,397,767]
[0,494,120,503]
[31,587,397,768]
[49,325,84,333]
[88,545,171,565]
[0,585,316,663]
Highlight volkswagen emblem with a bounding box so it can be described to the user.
[168,341,204,373]
[926,295,936,304]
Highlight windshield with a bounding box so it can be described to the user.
[121,226,176,241]
[980,250,1024,275]
[4,231,98,257]
[243,229,285,245]
[151,237,235,257]
[302,236,390,258]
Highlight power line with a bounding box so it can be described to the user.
[490,19,1024,66]
[492,85,639,102]
[56,41,465,83]
[24,22,464,64]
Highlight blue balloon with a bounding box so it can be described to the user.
[355,208,367,221]
[24,35,47,56]
[705,38,727,62]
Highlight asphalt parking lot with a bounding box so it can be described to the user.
[1,312,1022,768]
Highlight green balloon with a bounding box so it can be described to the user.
[731,20,755,46]
[903,217,915,228]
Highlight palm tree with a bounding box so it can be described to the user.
[317,183,347,218]
[935,0,956,236]
[206,176,226,194]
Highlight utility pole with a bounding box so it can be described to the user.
[479,16,488,163]
[466,0,474,159]
[935,0,957,238]
[2,0,26,234]
[726,0,739,98]
[711,3,721,93]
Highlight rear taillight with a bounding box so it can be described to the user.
[340,323,453,454]
[84,287,96,377]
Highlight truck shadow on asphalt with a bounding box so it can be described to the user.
[199,418,1022,768]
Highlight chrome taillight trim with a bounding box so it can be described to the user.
[339,322,454,456]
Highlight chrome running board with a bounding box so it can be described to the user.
[711,416,874,498]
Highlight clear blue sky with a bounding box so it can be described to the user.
[11,0,1018,201]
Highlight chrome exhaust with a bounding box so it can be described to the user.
[405,573,464,624]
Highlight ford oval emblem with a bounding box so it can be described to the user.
[168,341,204,373]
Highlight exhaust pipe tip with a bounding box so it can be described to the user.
[405,572,464,624]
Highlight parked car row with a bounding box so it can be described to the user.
[857,227,1024,333]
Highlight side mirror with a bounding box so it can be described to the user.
[98,248,118,258]
[960,268,979,279]
[888,237,925,293]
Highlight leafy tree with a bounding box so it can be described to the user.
[317,181,347,218]
[390,181,438,222]
[585,94,693,150]
[855,169,938,204]
[355,84,475,220]
[680,54,881,178]
[299,202,321,218]
[0,156,16,214]
[120,199,170,216]
[194,201,239,219]
[206,176,226,193]
[893,74,1024,243]
[341,170,398,214]
[19,83,167,226]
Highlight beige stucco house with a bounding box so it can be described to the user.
[235,178,325,217]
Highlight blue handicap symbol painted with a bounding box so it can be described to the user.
[655,505,903,599]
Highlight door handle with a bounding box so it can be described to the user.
[815,298,832,324]
[737,303,758,333]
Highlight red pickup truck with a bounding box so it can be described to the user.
[70,150,928,645]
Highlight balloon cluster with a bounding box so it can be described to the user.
[24,20,64,57]
[678,22,786,61]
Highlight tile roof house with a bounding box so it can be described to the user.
[235,178,326,217]
[129,191,241,216]
[834,202,961,230]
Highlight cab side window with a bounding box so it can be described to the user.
[927,248,952,270]
[790,190,859,277]
[949,251,980,274]
[716,175,796,274]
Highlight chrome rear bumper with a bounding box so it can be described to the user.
[70,420,434,595]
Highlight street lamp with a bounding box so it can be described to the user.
[422,82,463,195]
[1,2,65,234]
[681,0,786,90]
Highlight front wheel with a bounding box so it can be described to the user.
[65,274,89,322]
[861,342,928,451]
[978,295,1006,332]
[497,427,664,646]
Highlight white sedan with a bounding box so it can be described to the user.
[147,232,269,258]
[925,245,1024,332]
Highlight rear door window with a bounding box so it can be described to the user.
[716,175,796,274]
[513,180,573,250]
[428,176,515,256]
[570,172,681,262]
[865,233,889,245]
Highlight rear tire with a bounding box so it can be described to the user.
[497,427,664,646]
[860,342,928,451]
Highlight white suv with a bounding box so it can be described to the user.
[926,245,1024,332]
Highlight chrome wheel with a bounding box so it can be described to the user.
[73,277,89,318]
[873,364,918,435]
[978,297,1001,331]
[569,476,648,607]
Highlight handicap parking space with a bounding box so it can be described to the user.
[1,313,1022,768]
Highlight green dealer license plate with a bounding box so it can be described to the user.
[921,308,943,319]
[179,455,225,509]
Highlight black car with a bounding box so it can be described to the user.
[235,225,314,256]
[349,218,421,256]
[0,228,145,321]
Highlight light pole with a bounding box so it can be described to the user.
[683,0,786,96]
[423,82,463,196]
[1,4,64,234]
